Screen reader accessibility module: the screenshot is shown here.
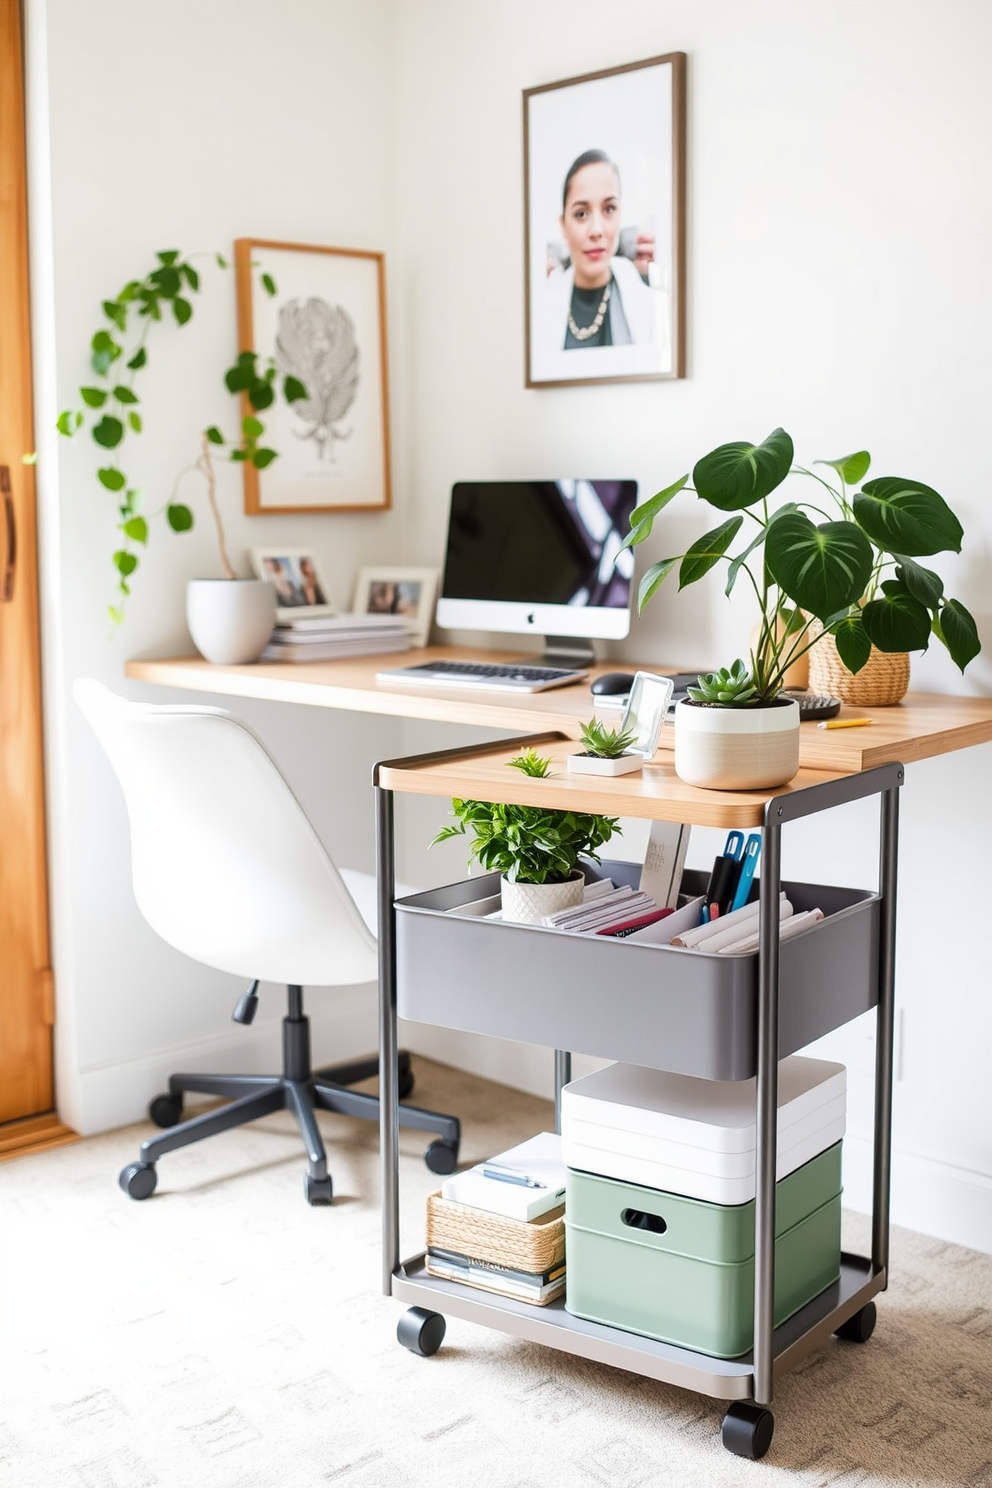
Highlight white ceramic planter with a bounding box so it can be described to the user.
[567,751,643,777]
[186,578,277,665]
[500,869,585,925]
[673,697,801,790]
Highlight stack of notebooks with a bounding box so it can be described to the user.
[425,1132,567,1305]
[261,612,411,663]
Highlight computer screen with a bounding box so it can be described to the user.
[435,480,637,653]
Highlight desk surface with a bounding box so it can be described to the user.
[125,645,992,774]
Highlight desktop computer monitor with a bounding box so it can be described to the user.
[434,479,638,665]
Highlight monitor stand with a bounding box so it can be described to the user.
[540,635,596,669]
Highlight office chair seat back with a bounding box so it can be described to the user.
[73,679,378,987]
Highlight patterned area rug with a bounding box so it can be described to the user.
[2,1057,991,1488]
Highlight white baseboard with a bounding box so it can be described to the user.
[76,987,377,1134]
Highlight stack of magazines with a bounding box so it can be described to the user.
[261,612,410,663]
[425,1133,567,1305]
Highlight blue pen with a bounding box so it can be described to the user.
[481,1164,546,1189]
[729,834,761,912]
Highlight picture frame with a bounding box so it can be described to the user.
[234,238,392,514]
[352,566,439,648]
[523,53,686,389]
[250,546,336,619]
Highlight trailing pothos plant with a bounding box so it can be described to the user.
[431,747,620,884]
[57,249,307,623]
[623,427,980,702]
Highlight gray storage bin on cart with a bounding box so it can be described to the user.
[394,863,879,1080]
[565,1143,843,1358]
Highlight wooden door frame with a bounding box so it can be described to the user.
[0,0,75,1157]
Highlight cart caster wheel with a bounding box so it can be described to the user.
[149,1092,183,1128]
[119,1161,157,1200]
[835,1301,876,1343]
[304,1174,333,1206]
[424,1139,459,1175]
[397,1307,446,1357]
[722,1401,774,1460]
[398,1068,415,1101]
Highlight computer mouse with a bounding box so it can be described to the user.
[591,671,636,697]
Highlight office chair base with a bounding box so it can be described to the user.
[123,992,461,1204]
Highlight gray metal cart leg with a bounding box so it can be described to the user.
[752,816,782,1409]
[554,1050,572,1132]
[872,783,900,1277]
[376,783,400,1296]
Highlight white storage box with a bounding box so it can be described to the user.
[561,1055,845,1205]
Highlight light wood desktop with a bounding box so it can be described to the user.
[125,644,992,776]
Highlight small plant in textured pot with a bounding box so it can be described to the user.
[623,426,980,702]
[431,747,620,923]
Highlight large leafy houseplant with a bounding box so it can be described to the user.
[623,427,980,702]
[57,249,307,623]
[432,748,619,884]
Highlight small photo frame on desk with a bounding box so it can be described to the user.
[620,672,675,757]
[250,546,336,619]
[352,566,439,648]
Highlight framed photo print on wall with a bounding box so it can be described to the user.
[235,238,392,514]
[352,566,439,648]
[523,52,686,389]
[250,546,336,619]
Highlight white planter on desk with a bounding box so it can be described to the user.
[567,751,643,777]
[674,697,800,790]
[186,578,276,665]
[500,870,584,925]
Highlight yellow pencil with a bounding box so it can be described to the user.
[817,717,873,729]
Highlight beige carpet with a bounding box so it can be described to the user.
[2,1057,991,1488]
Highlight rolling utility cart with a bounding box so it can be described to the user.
[374,732,902,1461]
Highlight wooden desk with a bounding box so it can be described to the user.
[126,646,992,774]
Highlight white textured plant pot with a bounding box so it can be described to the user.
[500,869,585,925]
[186,578,277,665]
[567,751,643,776]
[673,698,801,790]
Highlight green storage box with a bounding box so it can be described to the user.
[565,1143,842,1358]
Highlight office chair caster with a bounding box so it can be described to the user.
[149,1091,183,1127]
[397,1307,446,1357]
[119,1161,157,1200]
[721,1401,774,1460]
[834,1301,876,1343]
[304,1173,334,1206]
[424,1139,459,1175]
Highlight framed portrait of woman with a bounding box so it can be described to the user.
[523,53,686,389]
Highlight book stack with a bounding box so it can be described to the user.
[542,880,673,938]
[261,612,411,663]
[425,1132,567,1305]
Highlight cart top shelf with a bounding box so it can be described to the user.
[375,735,850,828]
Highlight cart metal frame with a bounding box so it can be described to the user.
[374,740,903,1452]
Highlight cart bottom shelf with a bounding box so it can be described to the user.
[392,1251,885,1401]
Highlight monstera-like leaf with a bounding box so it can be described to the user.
[764,512,873,621]
[692,427,794,511]
[276,298,360,461]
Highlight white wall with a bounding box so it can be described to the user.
[28,0,992,1251]
[389,0,992,1253]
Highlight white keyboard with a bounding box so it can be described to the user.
[375,659,588,693]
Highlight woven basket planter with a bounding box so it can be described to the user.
[808,622,910,707]
[426,1190,565,1273]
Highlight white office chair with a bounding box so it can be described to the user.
[74,678,460,1205]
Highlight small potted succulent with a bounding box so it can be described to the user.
[624,427,980,789]
[431,747,620,924]
[567,716,642,776]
